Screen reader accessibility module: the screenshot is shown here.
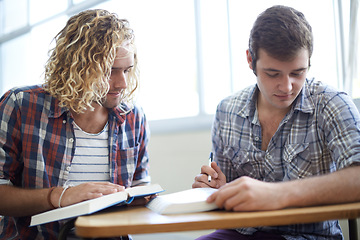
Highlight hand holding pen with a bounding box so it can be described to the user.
[192,152,226,189]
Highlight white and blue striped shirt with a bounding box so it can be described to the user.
[68,122,110,185]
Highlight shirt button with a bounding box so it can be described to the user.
[254,136,260,141]
[266,154,272,160]
[63,120,66,124]
[69,138,74,143]
[66,166,71,171]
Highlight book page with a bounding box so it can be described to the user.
[147,188,218,214]
[125,183,164,197]
[158,188,217,204]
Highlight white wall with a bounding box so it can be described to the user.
[148,130,212,194]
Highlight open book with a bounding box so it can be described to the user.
[30,183,164,226]
[146,187,218,214]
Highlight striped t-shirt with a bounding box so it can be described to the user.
[67,121,110,185]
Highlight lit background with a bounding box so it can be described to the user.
[0,0,358,131]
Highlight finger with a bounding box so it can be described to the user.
[232,202,251,212]
[200,164,219,182]
[207,189,236,211]
[92,182,125,191]
[200,165,213,176]
[86,182,125,193]
[211,162,225,179]
[194,173,220,189]
[192,179,212,188]
[83,192,104,200]
[222,191,244,211]
[194,174,208,184]
[61,187,102,206]
[213,185,240,209]
[69,183,122,203]
[206,190,218,203]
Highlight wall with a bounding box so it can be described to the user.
[148,130,212,194]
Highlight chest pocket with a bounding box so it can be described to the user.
[119,145,140,187]
[223,143,312,181]
[283,143,311,179]
[223,146,265,180]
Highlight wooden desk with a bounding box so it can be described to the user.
[75,202,360,238]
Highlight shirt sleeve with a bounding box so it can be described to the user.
[0,90,23,185]
[132,105,151,185]
[320,92,360,169]
[211,99,241,183]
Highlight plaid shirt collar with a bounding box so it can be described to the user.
[238,79,316,119]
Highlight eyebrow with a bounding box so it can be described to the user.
[263,67,308,72]
[112,65,134,70]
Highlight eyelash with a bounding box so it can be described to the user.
[266,71,304,78]
[111,68,131,74]
[266,73,279,78]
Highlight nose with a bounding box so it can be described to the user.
[278,75,292,93]
[110,72,127,90]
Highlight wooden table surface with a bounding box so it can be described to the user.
[75,202,360,238]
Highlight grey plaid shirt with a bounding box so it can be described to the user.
[212,78,360,239]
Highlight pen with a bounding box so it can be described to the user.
[208,152,213,182]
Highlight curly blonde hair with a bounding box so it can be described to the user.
[44,9,139,113]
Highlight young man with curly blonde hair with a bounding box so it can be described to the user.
[0,9,149,239]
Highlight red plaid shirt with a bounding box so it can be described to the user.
[0,85,150,239]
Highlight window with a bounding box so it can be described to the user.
[228,0,339,91]
[96,0,199,120]
[0,0,357,132]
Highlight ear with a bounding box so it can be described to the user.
[246,49,253,70]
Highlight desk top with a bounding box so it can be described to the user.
[75,202,360,238]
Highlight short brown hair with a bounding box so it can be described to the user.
[249,5,313,72]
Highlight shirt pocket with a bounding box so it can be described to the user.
[283,143,311,179]
[118,145,140,187]
[222,146,264,179]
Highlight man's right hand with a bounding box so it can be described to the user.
[192,161,226,189]
[51,182,124,208]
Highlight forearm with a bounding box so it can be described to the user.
[0,185,59,217]
[0,182,124,217]
[280,165,360,208]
